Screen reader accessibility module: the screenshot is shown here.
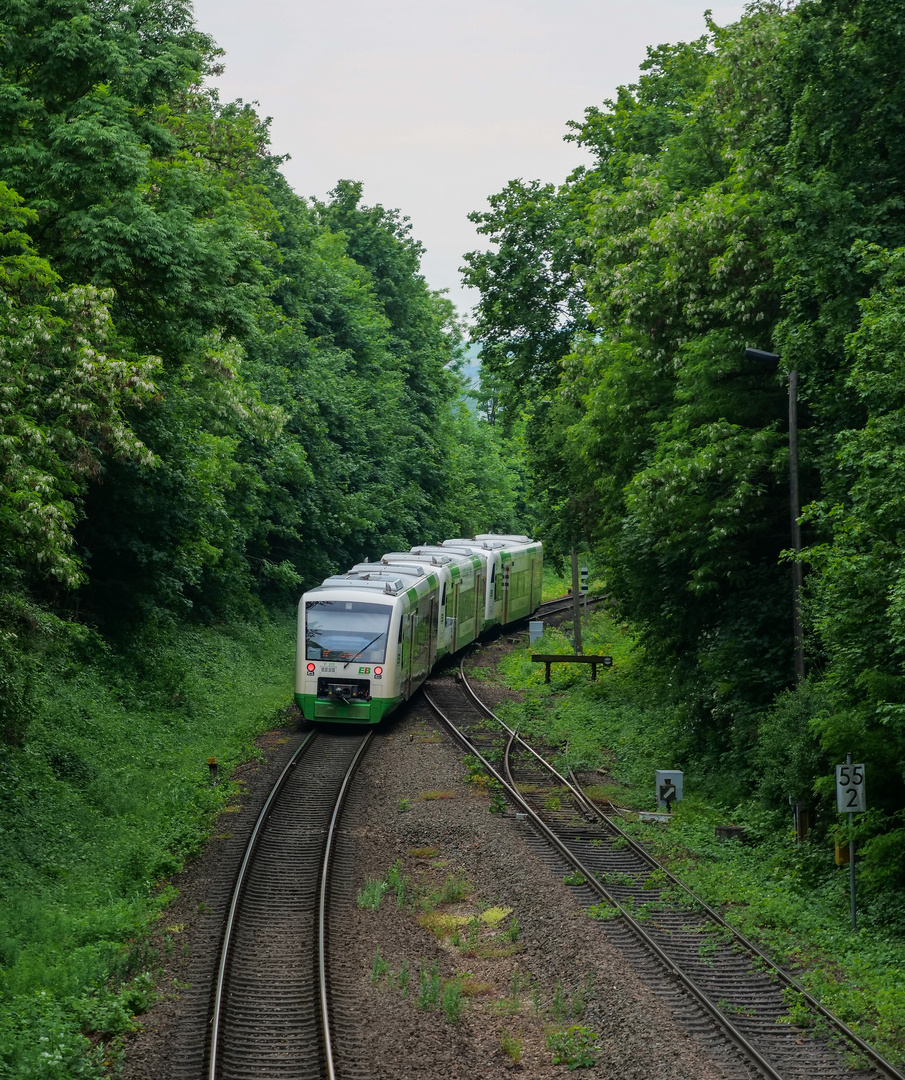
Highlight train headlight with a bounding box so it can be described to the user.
[307,663,316,674]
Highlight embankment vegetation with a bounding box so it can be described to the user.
[0,617,292,1076]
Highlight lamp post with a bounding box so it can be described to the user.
[571,547,583,655]
[745,348,804,683]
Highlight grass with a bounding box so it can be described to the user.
[386,860,410,906]
[480,906,513,926]
[357,861,411,912]
[436,872,471,905]
[357,877,389,911]
[372,953,467,1024]
[370,947,391,984]
[441,978,463,1023]
[499,1027,523,1064]
[583,783,625,804]
[459,975,495,997]
[418,911,471,937]
[0,612,295,1078]
[546,1025,598,1070]
[418,959,441,1009]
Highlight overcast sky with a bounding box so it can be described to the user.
[191,0,749,320]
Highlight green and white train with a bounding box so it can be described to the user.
[295,534,543,723]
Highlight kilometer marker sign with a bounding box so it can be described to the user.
[836,757,865,931]
[836,762,866,813]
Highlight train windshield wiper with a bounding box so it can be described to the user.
[343,633,385,668]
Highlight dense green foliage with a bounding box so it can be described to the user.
[0,0,522,643]
[464,0,905,889]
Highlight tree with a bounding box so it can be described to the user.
[0,183,158,593]
[462,179,588,431]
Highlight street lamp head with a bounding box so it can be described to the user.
[745,347,781,364]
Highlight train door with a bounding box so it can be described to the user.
[474,568,484,633]
[502,559,511,624]
[488,555,502,623]
[402,612,414,698]
[535,547,544,609]
[440,582,454,655]
[428,596,438,669]
[451,581,460,651]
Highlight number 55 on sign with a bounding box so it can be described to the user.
[836,763,866,813]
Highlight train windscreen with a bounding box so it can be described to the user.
[305,601,392,663]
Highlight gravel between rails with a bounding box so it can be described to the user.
[121,690,729,1080]
[337,691,727,1080]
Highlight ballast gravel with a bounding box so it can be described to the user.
[121,677,728,1080]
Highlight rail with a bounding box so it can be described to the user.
[422,679,786,1080]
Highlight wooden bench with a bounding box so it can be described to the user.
[531,654,613,683]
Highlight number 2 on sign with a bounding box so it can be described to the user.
[836,764,866,813]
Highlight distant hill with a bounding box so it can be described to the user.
[460,342,481,403]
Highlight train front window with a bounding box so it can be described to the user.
[305,601,392,663]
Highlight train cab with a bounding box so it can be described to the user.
[296,565,440,723]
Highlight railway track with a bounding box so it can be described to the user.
[533,591,602,621]
[205,728,372,1080]
[423,661,903,1080]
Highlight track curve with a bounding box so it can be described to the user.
[422,660,904,1080]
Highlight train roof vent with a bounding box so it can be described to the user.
[321,574,406,594]
[412,544,479,559]
[390,565,424,577]
[352,561,423,577]
[480,540,506,550]
[375,558,425,576]
[475,533,532,543]
[386,551,450,566]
